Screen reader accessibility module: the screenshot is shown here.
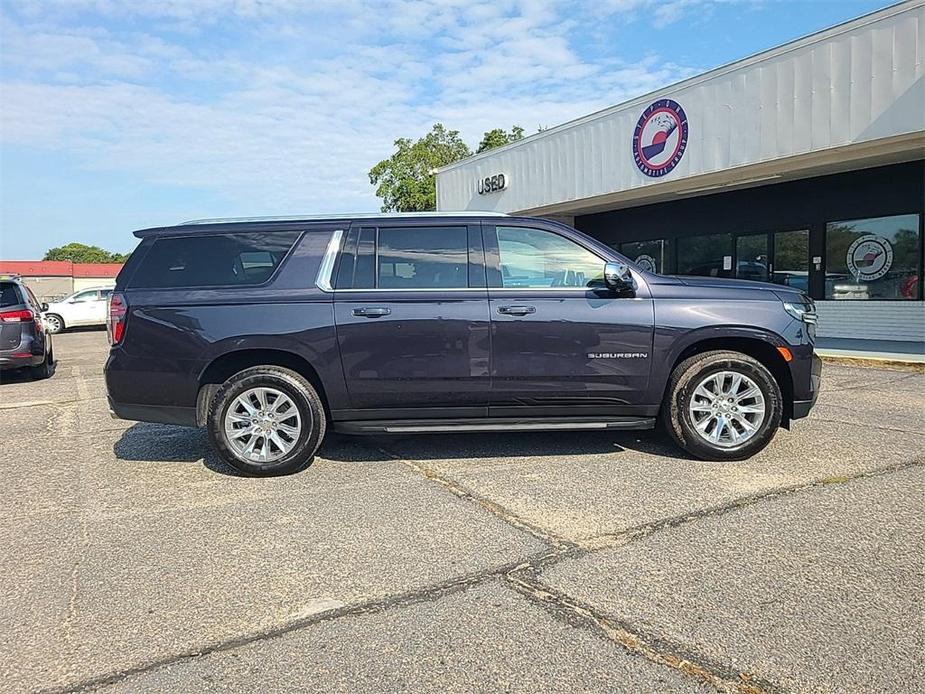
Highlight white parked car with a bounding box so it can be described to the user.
[43,287,114,334]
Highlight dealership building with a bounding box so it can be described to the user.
[436,1,924,354]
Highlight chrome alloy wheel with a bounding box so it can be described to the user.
[688,371,766,448]
[223,387,303,463]
[45,314,62,333]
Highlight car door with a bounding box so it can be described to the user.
[94,289,113,325]
[332,222,491,417]
[66,290,101,325]
[484,223,655,417]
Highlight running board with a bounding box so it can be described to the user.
[334,417,656,435]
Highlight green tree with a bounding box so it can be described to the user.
[476,125,525,154]
[44,242,128,263]
[368,123,472,212]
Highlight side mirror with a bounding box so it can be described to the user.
[41,302,49,312]
[604,261,635,293]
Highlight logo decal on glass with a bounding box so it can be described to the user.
[847,235,893,281]
[633,254,658,273]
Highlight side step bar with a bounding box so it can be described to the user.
[334,416,656,435]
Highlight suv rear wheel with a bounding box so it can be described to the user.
[207,366,326,476]
[662,350,782,461]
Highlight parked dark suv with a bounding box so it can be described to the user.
[1,277,54,379]
[105,213,821,475]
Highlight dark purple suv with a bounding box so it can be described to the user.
[105,213,821,475]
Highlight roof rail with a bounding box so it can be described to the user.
[180,211,508,225]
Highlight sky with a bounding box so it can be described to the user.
[0,0,892,259]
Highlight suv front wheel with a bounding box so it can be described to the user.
[662,350,783,461]
[207,366,326,476]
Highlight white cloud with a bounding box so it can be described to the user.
[0,0,701,212]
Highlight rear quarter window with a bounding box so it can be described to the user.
[127,232,301,289]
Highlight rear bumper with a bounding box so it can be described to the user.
[791,353,822,420]
[1,331,44,370]
[108,396,198,427]
[0,354,43,370]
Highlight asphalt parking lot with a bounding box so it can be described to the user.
[1,330,923,693]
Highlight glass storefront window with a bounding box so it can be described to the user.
[677,233,733,277]
[825,214,921,300]
[772,229,809,292]
[735,235,769,282]
[619,239,674,274]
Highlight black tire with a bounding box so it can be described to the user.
[45,314,64,334]
[30,349,53,380]
[207,366,326,476]
[661,350,782,461]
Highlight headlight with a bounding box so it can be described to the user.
[783,301,817,324]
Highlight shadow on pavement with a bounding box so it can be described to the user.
[0,359,58,385]
[113,422,691,476]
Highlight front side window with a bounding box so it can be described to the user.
[496,226,604,288]
[71,290,99,302]
[376,226,468,289]
[129,232,301,289]
[825,214,921,300]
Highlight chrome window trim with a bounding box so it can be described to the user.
[183,211,507,225]
[315,229,344,292]
[332,286,603,294]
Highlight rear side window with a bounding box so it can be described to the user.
[377,226,468,289]
[128,232,301,289]
[1,282,22,308]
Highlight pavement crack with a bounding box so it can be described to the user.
[377,446,578,551]
[825,371,921,392]
[577,457,925,551]
[48,551,564,694]
[812,416,925,436]
[503,567,776,694]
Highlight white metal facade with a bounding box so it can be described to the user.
[435,1,925,216]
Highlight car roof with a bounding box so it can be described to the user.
[132,212,519,238]
[126,211,557,239]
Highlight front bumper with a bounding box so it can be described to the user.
[791,353,822,420]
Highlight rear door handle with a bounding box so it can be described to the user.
[497,305,536,316]
[353,307,391,318]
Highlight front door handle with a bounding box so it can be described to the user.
[497,305,536,316]
[353,307,391,318]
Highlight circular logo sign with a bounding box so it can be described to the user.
[847,235,893,281]
[633,99,689,177]
[634,254,658,273]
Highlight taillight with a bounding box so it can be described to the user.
[108,293,128,345]
[0,309,35,322]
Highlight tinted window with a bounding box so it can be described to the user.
[25,287,41,308]
[735,235,769,282]
[677,233,733,277]
[377,227,468,289]
[825,214,921,300]
[496,226,603,288]
[129,232,301,289]
[620,239,674,274]
[99,288,114,300]
[772,230,809,290]
[1,283,21,308]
